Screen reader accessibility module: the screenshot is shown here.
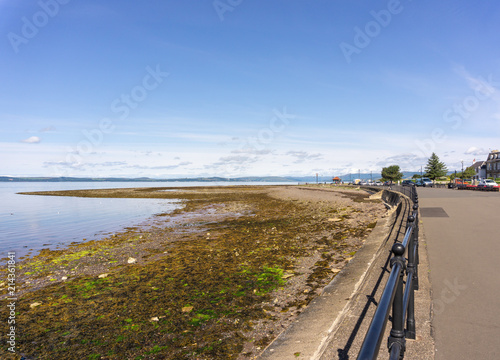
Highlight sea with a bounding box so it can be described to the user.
[0,181,290,264]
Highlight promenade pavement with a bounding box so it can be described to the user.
[418,187,500,360]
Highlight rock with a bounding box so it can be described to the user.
[61,276,68,281]
[150,317,159,322]
[98,273,108,278]
[328,218,342,222]
[30,302,41,309]
[331,268,341,273]
[127,257,137,264]
[182,306,194,313]
[369,192,383,200]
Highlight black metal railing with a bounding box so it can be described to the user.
[357,188,419,360]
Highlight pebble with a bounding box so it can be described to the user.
[30,302,41,309]
[127,257,137,264]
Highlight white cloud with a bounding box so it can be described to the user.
[376,153,427,171]
[465,147,488,156]
[21,136,41,143]
[285,150,323,164]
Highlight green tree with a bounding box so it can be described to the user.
[381,165,403,183]
[424,153,448,180]
[412,174,422,179]
[463,166,476,179]
[452,166,475,180]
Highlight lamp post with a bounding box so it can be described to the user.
[461,160,464,184]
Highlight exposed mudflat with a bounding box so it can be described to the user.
[0,185,386,359]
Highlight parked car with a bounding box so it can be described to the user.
[477,179,499,188]
[416,178,433,187]
[402,180,415,186]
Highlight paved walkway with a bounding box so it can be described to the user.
[418,188,500,360]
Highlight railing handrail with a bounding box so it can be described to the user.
[357,187,419,360]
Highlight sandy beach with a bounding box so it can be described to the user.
[1,185,386,359]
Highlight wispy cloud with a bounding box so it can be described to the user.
[464,146,488,156]
[285,150,323,164]
[231,148,274,155]
[21,136,41,143]
[40,126,56,132]
[376,153,427,171]
[213,155,258,166]
[126,161,192,170]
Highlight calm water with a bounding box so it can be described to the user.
[0,181,289,263]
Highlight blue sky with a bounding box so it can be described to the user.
[1,0,500,178]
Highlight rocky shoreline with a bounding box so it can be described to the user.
[1,185,386,359]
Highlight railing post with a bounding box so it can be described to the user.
[388,243,406,359]
[405,215,416,340]
[412,203,419,290]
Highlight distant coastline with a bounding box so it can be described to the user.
[1,171,436,183]
[0,176,295,183]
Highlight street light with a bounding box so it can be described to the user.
[461,160,464,183]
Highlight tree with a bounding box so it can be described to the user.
[463,166,476,179]
[424,153,448,180]
[451,166,475,180]
[381,165,403,183]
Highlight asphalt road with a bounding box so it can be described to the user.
[418,187,500,360]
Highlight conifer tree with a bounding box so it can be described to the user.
[424,153,448,180]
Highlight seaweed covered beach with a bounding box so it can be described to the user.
[1,185,386,359]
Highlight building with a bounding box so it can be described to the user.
[485,150,500,179]
[471,161,486,181]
